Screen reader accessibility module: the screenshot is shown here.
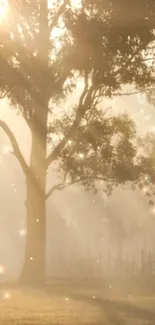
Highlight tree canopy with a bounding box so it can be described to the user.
[0,0,155,188]
[1,0,155,106]
[1,0,155,285]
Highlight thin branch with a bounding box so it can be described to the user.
[22,111,32,130]
[46,174,120,200]
[114,88,155,97]
[46,82,93,167]
[79,72,89,106]
[46,180,76,199]
[142,57,155,62]
[0,91,8,100]
[46,183,65,199]
[0,120,29,176]
[102,106,112,117]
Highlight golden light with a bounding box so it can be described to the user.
[0,265,4,275]
[2,145,10,154]
[79,153,84,159]
[3,291,12,300]
[0,0,8,21]
[19,229,26,237]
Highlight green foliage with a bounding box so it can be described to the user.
[0,0,155,193]
[1,0,155,108]
[136,133,155,206]
[49,110,140,193]
[64,0,155,93]
[146,89,155,107]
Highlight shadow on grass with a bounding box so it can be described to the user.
[70,293,155,324]
[35,282,155,324]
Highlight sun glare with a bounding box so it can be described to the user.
[0,0,8,21]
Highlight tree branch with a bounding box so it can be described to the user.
[46,180,76,199]
[0,91,8,100]
[46,79,93,167]
[0,120,29,176]
[114,87,155,97]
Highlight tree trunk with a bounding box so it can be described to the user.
[21,84,48,286]
[21,181,46,286]
[21,0,49,286]
[20,128,47,286]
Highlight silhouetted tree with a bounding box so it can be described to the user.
[0,0,155,285]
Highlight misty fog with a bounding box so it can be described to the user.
[0,92,155,280]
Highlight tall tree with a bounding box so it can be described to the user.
[0,0,155,285]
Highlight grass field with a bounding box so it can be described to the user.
[0,281,155,324]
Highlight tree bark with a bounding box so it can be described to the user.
[20,0,49,286]
[21,176,46,286]
[20,121,47,286]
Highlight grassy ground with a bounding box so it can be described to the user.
[0,281,155,324]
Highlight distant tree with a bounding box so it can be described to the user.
[0,0,155,285]
[147,90,155,107]
[137,133,155,206]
